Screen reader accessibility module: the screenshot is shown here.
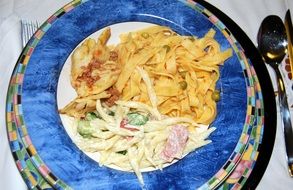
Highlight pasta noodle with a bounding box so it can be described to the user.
[59,25,232,185]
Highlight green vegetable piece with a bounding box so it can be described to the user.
[116,150,127,155]
[163,45,170,53]
[127,112,149,126]
[212,90,221,102]
[77,120,93,138]
[108,111,115,116]
[85,112,98,121]
[179,81,188,90]
[178,71,187,78]
[188,37,195,42]
[141,32,149,39]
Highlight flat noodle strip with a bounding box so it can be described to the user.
[115,47,159,92]
[136,66,161,120]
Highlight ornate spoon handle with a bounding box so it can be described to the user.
[273,64,293,177]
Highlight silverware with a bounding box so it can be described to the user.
[285,10,293,79]
[257,15,293,177]
[20,20,40,47]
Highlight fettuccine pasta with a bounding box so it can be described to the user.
[59,25,232,185]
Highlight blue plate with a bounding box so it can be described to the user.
[9,0,261,189]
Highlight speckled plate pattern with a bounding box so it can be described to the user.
[6,0,276,189]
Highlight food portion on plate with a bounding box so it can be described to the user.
[59,25,232,185]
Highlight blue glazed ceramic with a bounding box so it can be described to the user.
[21,0,249,189]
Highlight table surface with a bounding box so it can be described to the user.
[1,0,293,189]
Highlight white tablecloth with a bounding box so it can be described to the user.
[0,0,293,189]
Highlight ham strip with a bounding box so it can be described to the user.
[120,118,139,131]
[161,125,189,162]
